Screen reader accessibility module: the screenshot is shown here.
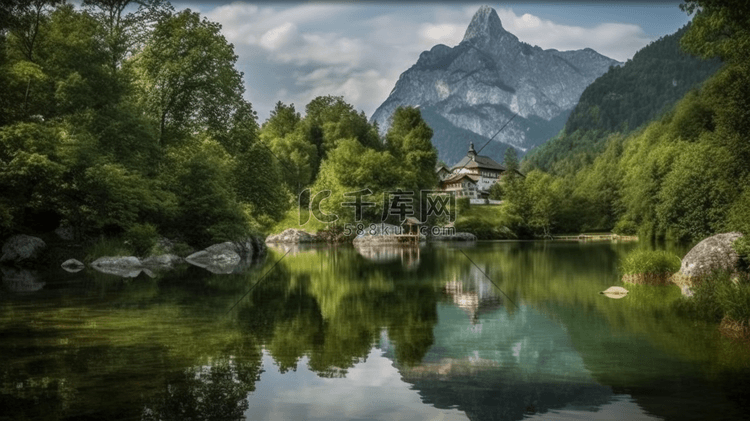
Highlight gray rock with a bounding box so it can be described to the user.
[0,234,46,264]
[61,258,85,272]
[90,256,143,278]
[370,5,620,163]
[55,225,75,241]
[156,237,175,253]
[141,254,183,268]
[265,229,317,244]
[1,267,45,292]
[229,238,254,259]
[672,232,744,295]
[186,243,241,274]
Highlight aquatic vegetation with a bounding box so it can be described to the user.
[84,237,133,263]
[620,249,681,284]
[675,271,750,339]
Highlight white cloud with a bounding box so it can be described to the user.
[495,8,650,61]
[419,23,463,44]
[197,3,655,121]
[259,22,299,51]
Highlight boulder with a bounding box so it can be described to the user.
[265,229,317,244]
[90,256,143,278]
[185,237,265,274]
[186,242,241,274]
[0,234,46,264]
[230,238,254,259]
[55,225,75,241]
[61,258,85,273]
[141,254,183,269]
[156,237,175,253]
[599,286,628,299]
[1,267,45,292]
[672,232,744,295]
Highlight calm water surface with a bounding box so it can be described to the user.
[2,241,750,420]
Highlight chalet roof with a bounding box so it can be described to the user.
[452,154,505,171]
[435,165,450,173]
[442,173,479,184]
[402,216,423,225]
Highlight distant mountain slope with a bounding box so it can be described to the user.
[371,5,620,166]
[523,24,722,174]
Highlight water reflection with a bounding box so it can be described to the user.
[1,266,45,292]
[355,244,423,270]
[1,242,750,420]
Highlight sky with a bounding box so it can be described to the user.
[171,1,694,122]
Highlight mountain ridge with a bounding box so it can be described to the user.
[522,24,723,175]
[371,5,620,165]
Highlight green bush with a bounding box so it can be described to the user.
[732,236,750,273]
[674,272,725,322]
[456,197,470,213]
[171,241,194,258]
[613,219,638,236]
[675,272,750,328]
[84,237,132,263]
[454,205,520,240]
[620,249,681,276]
[718,280,750,325]
[124,223,159,257]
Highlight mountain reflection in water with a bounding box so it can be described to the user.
[2,242,750,420]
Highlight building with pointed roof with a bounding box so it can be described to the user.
[437,143,522,199]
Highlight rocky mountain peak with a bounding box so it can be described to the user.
[371,5,621,166]
[462,5,505,42]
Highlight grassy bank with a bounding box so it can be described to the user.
[675,271,750,340]
[454,205,518,240]
[620,249,681,285]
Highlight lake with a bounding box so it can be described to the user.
[2,241,750,420]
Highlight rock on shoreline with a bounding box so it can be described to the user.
[672,232,744,296]
[265,229,318,244]
[0,235,46,265]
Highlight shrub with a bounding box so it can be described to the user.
[613,219,638,236]
[84,237,132,263]
[124,223,159,257]
[732,235,750,274]
[620,249,681,285]
[453,205,519,240]
[674,272,725,323]
[171,241,194,258]
[675,271,750,338]
[456,197,470,213]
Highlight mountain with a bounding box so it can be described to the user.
[370,5,620,165]
[523,24,723,175]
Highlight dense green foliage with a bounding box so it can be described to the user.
[620,249,681,276]
[454,205,517,239]
[733,236,750,273]
[280,104,438,228]
[676,272,750,329]
[124,223,159,257]
[524,25,721,175]
[0,1,438,247]
[503,1,750,244]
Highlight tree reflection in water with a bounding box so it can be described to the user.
[143,357,261,421]
[3,242,750,420]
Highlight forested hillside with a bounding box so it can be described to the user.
[491,0,750,243]
[0,0,437,248]
[523,24,722,175]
